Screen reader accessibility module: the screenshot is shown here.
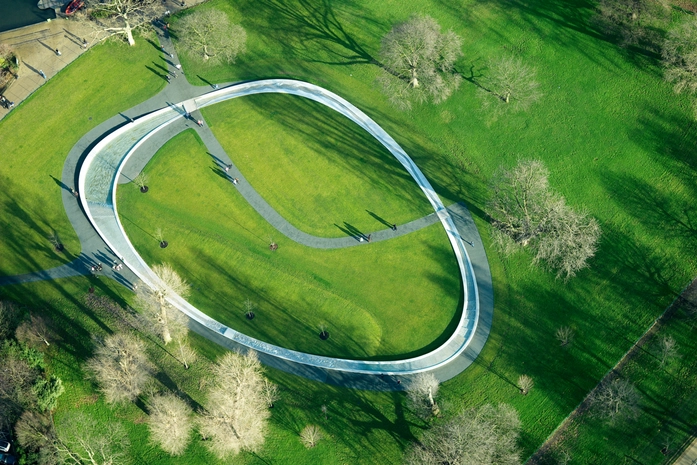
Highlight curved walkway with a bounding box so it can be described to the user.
[1,25,493,387]
[78,78,487,383]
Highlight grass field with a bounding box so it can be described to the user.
[0,278,420,465]
[117,129,461,358]
[0,36,163,276]
[0,0,696,463]
[201,93,435,237]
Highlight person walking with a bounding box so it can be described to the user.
[55,49,61,56]
[39,69,46,79]
[392,224,397,231]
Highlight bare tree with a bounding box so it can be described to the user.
[86,333,152,404]
[0,355,38,430]
[177,9,247,64]
[15,314,52,347]
[589,378,640,423]
[135,263,190,345]
[517,375,534,396]
[555,326,574,347]
[197,351,272,458]
[487,159,601,279]
[405,403,521,465]
[260,378,279,408]
[406,372,440,417]
[86,0,161,46]
[663,18,697,118]
[480,56,541,112]
[15,410,59,465]
[147,393,193,456]
[133,172,148,191]
[243,298,256,319]
[174,337,197,370]
[55,412,130,465]
[658,335,678,368]
[595,0,669,50]
[299,425,323,448]
[377,15,462,110]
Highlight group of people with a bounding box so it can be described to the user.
[0,95,15,109]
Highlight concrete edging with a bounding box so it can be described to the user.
[78,79,481,376]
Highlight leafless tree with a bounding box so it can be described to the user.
[15,410,59,465]
[663,18,697,118]
[135,263,190,345]
[377,15,462,110]
[243,298,256,319]
[15,314,52,347]
[658,335,678,368]
[555,326,574,347]
[197,351,272,458]
[480,56,541,112]
[86,0,161,46]
[261,378,279,408]
[55,412,130,465]
[0,350,39,427]
[133,172,148,190]
[299,425,323,448]
[589,378,640,423]
[405,403,521,465]
[174,337,197,370]
[86,332,152,404]
[487,159,601,279]
[517,375,534,395]
[177,9,247,64]
[406,372,440,417]
[147,392,193,456]
[595,0,669,50]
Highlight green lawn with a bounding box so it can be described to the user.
[117,129,460,359]
[0,278,420,465]
[0,0,695,462]
[174,0,697,460]
[201,93,435,237]
[0,36,164,277]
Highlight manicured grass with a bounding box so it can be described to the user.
[0,278,421,465]
[1,0,696,462]
[201,93,435,237]
[0,36,164,277]
[169,0,697,460]
[117,129,460,358]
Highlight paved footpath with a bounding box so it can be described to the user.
[1,23,494,389]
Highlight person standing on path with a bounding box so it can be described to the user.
[39,69,46,79]
[55,49,61,56]
[392,224,397,231]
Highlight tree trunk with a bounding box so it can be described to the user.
[124,20,135,46]
[409,67,419,88]
[161,306,172,345]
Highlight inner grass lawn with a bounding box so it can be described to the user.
[117,129,461,359]
[201,93,435,238]
[0,35,164,277]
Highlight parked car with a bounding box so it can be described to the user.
[0,442,9,453]
[0,453,16,465]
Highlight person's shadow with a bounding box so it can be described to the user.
[50,174,71,192]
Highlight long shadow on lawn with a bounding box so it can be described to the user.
[439,0,664,74]
[236,0,381,67]
[600,170,697,257]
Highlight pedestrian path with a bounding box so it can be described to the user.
[76,78,487,384]
[194,121,443,248]
[0,26,494,388]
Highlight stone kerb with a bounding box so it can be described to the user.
[79,79,481,375]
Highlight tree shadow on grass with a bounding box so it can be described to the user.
[236,0,381,66]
